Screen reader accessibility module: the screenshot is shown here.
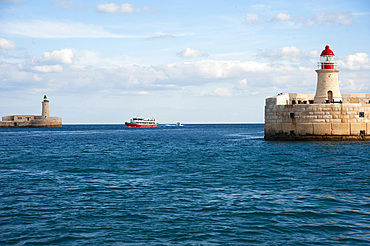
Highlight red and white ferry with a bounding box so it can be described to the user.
[125,117,158,128]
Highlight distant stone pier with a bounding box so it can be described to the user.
[0,95,62,128]
[264,45,370,141]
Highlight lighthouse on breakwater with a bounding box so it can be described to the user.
[0,95,62,128]
[264,45,370,140]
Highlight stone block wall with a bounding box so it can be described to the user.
[265,93,370,140]
[0,117,62,128]
[31,117,62,128]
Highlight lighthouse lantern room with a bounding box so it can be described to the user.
[320,45,335,69]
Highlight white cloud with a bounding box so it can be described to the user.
[51,0,83,10]
[279,46,300,56]
[200,88,233,97]
[0,20,145,38]
[337,53,370,70]
[236,79,248,90]
[178,48,208,58]
[0,21,190,40]
[0,57,293,95]
[258,46,319,64]
[343,79,367,92]
[274,13,291,21]
[31,65,63,73]
[308,50,320,57]
[307,12,353,26]
[43,49,74,64]
[96,3,151,14]
[1,47,367,99]
[265,12,354,27]
[75,50,100,66]
[213,88,232,97]
[147,34,175,40]
[246,13,259,23]
[214,88,233,97]
[0,38,19,50]
[161,60,271,82]
[12,49,74,75]
[251,4,267,9]
[260,46,302,60]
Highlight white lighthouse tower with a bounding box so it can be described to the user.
[314,45,342,104]
[41,95,50,118]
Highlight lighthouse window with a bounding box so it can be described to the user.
[359,112,364,117]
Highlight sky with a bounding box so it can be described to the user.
[0,0,370,124]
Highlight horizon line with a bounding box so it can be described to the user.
[62,122,264,125]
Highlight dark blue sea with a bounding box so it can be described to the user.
[0,124,369,245]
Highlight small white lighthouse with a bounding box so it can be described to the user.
[314,45,342,104]
[41,95,50,118]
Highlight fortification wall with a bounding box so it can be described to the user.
[30,117,62,128]
[0,121,15,128]
[265,93,370,140]
[0,117,62,128]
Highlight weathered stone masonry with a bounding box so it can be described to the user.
[265,93,370,140]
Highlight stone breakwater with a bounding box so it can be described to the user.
[0,116,62,128]
[265,93,370,141]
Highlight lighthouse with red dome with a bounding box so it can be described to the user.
[265,44,370,140]
[320,45,335,69]
[314,45,342,104]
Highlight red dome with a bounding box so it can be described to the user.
[320,45,334,56]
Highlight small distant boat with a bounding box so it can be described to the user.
[125,117,158,128]
[164,122,184,127]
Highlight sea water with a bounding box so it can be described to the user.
[0,124,369,245]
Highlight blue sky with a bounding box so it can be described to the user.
[1,0,369,123]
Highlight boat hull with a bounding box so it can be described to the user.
[125,122,158,128]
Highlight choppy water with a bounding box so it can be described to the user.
[0,124,369,245]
